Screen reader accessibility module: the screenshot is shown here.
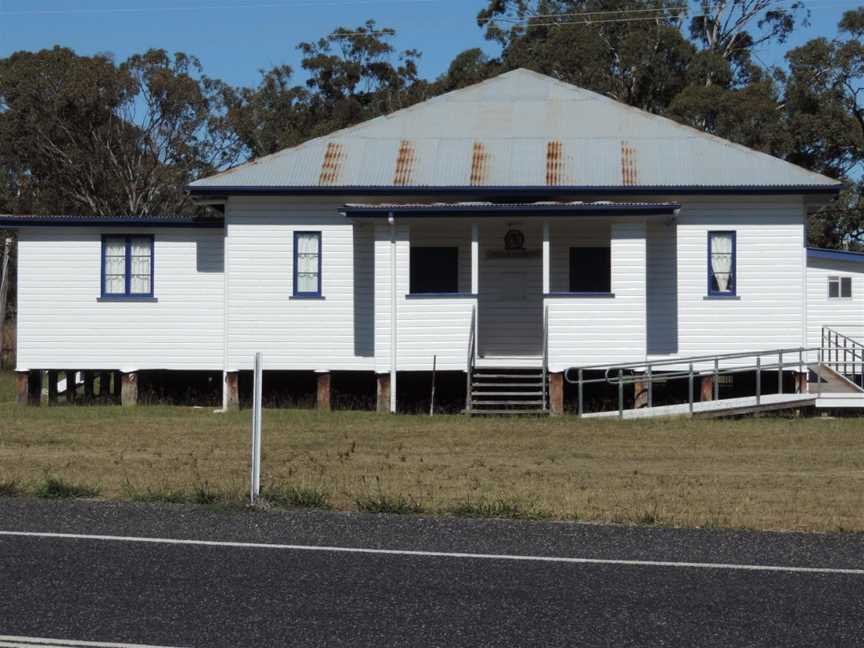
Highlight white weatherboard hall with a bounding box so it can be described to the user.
[6,69,864,416]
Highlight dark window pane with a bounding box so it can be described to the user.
[570,247,611,293]
[829,278,840,298]
[842,277,852,298]
[410,247,458,293]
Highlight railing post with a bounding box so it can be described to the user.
[756,356,761,405]
[778,350,783,395]
[618,369,624,419]
[799,348,804,394]
[713,357,719,401]
[578,369,584,418]
[818,348,823,398]
[647,365,653,408]
[845,335,849,377]
[688,362,693,416]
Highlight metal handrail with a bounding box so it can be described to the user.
[822,326,864,389]
[565,346,828,418]
[565,345,816,379]
[466,305,476,413]
[541,305,549,411]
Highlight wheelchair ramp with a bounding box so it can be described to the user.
[582,393,817,420]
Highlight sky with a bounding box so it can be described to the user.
[0,0,859,90]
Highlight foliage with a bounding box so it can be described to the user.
[0,47,242,217]
[230,21,426,158]
[784,9,864,247]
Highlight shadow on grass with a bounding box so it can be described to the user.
[34,476,100,499]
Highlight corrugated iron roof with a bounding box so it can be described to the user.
[190,69,841,194]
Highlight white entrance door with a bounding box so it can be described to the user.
[478,243,543,358]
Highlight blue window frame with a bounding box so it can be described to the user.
[707,231,736,297]
[293,231,322,298]
[100,235,154,300]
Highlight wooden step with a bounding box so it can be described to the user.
[469,409,550,416]
[472,373,544,379]
[472,382,543,388]
[472,400,546,406]
[472,391,545,397]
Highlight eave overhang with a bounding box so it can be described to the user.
[0,215,224,229]
[341,201,681,219]
[187,184,844,198]
[807,247,864,263]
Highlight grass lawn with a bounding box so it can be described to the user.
[0,370,862,532]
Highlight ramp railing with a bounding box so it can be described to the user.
[822,326,864,389]
[466,305,476,413]
[564,347,815,418]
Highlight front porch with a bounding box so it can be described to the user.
[347,201,679,375]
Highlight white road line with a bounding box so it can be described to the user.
[0,636,185,648]
[0,529,862,576]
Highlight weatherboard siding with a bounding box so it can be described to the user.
[16,228,224,371]
[806,257,864,349]
[373,222,475,372]
[646,220,679,355]
[546,221,648,371]
[673,199,806,363]
[226,197,374,371]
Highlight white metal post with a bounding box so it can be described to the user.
[542,222,550,295]
[250,352,263,504]
[389,214,397,414]
[471,223,479,295]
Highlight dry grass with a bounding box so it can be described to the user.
[0,321,13,370]
[0,370,863,532]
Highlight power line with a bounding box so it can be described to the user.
[0,0,439,16]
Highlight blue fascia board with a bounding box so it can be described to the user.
[807,247,864,264]
[187,184,844,197]
[0,217,223,228]
[344,204,680,218]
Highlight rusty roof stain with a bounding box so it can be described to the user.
[470,142,489,186]
[191,69,840,192]
[393,140,416,186]
[546,141,565,186]
[319,142,345,186]
[621,141,638,186]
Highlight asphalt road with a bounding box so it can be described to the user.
[1,499,863,647]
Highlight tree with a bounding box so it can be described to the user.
[230,22,427,158]
[688,0,807,84]
[783,9,864,248]
[0,47,242,217]
[476,0,694,113]
[298,20,425,136]
[433,48,501,93]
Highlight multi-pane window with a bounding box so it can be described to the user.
[828,276,852,299]
[294,231,322,297]
[708,231,736,296]
[102,236,153,298]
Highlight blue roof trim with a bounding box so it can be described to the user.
[343,203,680,218]
[0,215,223,228]
[187,184,844,197]
[807,247,864,263]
